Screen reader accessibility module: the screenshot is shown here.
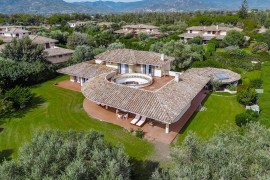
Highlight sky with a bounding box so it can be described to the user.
[64,0,138,2]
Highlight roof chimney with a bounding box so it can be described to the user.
[216,25,219,30]
[161,54,165,61]
[175,72,181,82]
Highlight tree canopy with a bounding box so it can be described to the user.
[0,130,131,180]
[152,123,270,179]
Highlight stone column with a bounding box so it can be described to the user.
[165,124,170,134]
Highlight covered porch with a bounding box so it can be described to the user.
[83,88,208,144]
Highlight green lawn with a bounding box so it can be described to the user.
[259,62,270,127]
[0,76,154,160]
[175,92,244,144]
[242,70,262,86]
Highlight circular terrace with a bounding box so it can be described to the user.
[111,73,153,88]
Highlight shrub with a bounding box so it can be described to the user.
[4,86,34,108]
[250,79,263,89]
[252,42,269,54]
[226,84,237,91]
[191,60,223,68]
[187,36,203,45]
[235,110,259,127]
[237,88,257,105]
[205,43,216,59]
[223,30,246,47]
[135,128,144,138]
[224,46,246,57]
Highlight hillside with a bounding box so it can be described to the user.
[0,0,270,14]
[0,0,95,14]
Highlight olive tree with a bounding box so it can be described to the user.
[0,130,131,180]
[152,123,270,179]
[223,30,246,47]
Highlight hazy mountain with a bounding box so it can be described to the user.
[0,0,270,14]
[0,0,96,14]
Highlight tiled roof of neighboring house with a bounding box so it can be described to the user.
[0,36,13,42]
[123,24,159,29]
[44,47,74,57]
[98,22,113,26]
[179,33,226,40]
[57,61,116,79]
[114,29,161,35]
[0,28,30,34]
[95,49,174,66]
[187,67,241,83]
[186,26,243,32]
[82,70,210,124]
[29,35,58,45]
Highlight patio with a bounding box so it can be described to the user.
[83,89,208,144]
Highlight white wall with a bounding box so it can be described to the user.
[220,31,227,35]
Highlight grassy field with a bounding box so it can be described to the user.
[259,62,270,127]
[0,76,154,161]
[242,70,262,86]
[175,92,244,144]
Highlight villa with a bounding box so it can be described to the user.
[0,26,31,42]
[58,49,240,143]
[114,24,161,37]
[179,25,243,43]
[29,35,74,64]
[68,21,90,28]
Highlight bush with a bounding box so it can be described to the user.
[191,60,223,68]
[4,86,34,108]
[250,79,263,89]
[205,43,216,59]
[187,36,203,45]
[252,42,269,54]
[135,128,144,138]
[237,88,257,105]
[224,46,246,57]
[223,30,246,47]
[235,110,259,127]
[226,84,237,91]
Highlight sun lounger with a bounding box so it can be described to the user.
[131,114,141,124]
[136,116,146,127]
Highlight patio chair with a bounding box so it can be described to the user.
[123,113,128,120]
[130,114,141,124]
[136,116,147,127]
[116,113,123,120]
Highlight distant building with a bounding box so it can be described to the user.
[68,21,90,28]
[97,22,113,27]
[114,24,161,37]
[0,26,31,42]
[179,25,243,44]
[29,35,74,64]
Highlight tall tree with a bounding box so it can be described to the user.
[0,130,131,180]
[152,123,270,179]
[238,0,248,19]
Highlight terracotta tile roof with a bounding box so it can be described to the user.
[44,47,74,57]
[57,62,116,79]
[187,67,241,83]
[82,70,210,124]
[29,35,58,45]
[186,26,243,32]
[0,28,30,34]
[122,24,159,29]
[95,49,174,66]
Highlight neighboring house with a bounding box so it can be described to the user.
[179,25,243,43]
[114,24,161,37]
[0,26,31,42]
[68,21,89,28]
[97,22,113,27]
[29,35,74,64]
[58,49,241,135]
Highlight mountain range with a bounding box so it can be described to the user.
[0,0,270,14]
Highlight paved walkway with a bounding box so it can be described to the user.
[55,80,81,92]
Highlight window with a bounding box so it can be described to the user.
[190,30,193,33]
[207,31,211,34]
